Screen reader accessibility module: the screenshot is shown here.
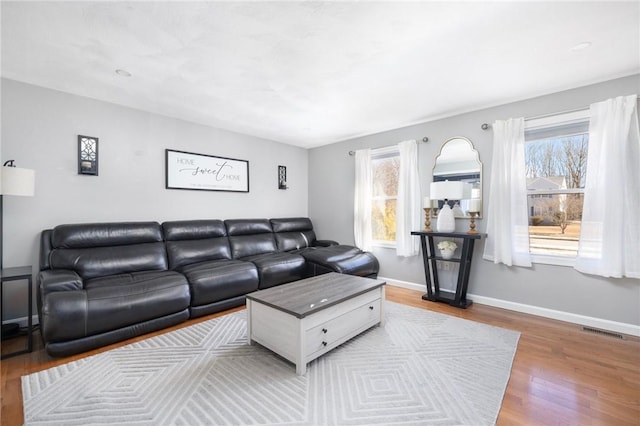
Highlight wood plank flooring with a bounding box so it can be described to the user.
[2,285,639,425]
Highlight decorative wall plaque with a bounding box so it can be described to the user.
[165,149,249,192]
[78,135,98,175]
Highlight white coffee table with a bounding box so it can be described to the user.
[246,272,386,375]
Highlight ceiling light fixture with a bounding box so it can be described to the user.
[115,69,132,77]
[571,41,592,51]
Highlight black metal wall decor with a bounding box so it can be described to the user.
[78,135,99,175]
[278,165,287,189]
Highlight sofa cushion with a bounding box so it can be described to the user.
[301,245,380,277]
[42,270,190,342]
[163,220,231,269]
[270,217,318,252]
[226,219,277,258]
[225,219,272,236]
[179,259,259,307]
[244,252,306,289]
[51,222,163,248]
[163,219,227,241]
[48,222,168,279]
[84,271,190,334]
[49,243,168,280]
[270,217,314,233]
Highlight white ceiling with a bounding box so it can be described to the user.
[2,1,638,148]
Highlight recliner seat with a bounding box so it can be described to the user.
[163,220,260,317]
[38,222,191,357]
[226,219,306,289]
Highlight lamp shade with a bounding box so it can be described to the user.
[1,166,35,196]
[429,181,471,200]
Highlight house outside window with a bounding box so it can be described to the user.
[525,109,589,265]
[370,146,400,245]
[527,176,567,219]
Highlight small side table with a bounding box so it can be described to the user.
[1,266,33,359]
[411,232,485,309]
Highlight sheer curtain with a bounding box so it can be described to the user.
[354,149,372,251]
[483,118,532,267]
[396,140,421,257]
[575,95,640,278]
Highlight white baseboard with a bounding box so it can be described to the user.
[383,277,426,293]
[381,276,640,337]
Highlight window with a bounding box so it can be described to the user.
[524,110,589,263]
[370,146,400,245]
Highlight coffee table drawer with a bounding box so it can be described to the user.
[305,297,381,357]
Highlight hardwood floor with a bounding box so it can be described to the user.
[2,285,639,425]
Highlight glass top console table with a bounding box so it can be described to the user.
[411,232,485,309]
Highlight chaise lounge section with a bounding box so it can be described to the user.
[37,217,379,357]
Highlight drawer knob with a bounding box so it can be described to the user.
[322,341,327,346]
[322,328,327,333]
[369,306,374,310]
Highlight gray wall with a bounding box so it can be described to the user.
[309,74,640,327]
[1,78,308,320]
[3,75,638,329]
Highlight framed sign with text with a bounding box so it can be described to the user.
[165,149,249,192]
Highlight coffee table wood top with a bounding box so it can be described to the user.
[246,273,386,319]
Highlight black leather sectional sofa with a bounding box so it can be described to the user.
[37,217,379,357]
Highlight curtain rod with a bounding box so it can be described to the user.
[480,106,591,130]
[348,137,429,156]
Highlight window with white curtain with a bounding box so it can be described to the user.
[370,146,400,246]
[524,109,590,265]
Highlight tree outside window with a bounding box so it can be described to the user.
[371,153,399,243]
[525,133,588,256]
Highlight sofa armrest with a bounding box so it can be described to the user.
[41,291,88,342]
[37,269,87,343]
[38,269,84,295]
[314,239,339,247]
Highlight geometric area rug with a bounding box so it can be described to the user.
[22,301,520,425]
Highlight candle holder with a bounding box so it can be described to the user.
[467,211,478,234]
[423,208,433,232]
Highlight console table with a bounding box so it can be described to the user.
[411,232,485,309]
[1,266,33,359]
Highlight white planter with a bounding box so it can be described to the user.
[440,248,455,259]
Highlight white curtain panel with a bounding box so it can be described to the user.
[575,95,640,279]
[354,149,373,251]
[396,140,421,257]
[483,118,532,267]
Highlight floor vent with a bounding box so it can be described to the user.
[581,326,624,339]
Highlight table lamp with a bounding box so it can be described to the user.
[429,181,471,233]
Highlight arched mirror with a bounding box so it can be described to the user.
[432,137,482,218]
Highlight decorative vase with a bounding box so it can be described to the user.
[440,248,455,260]
[436,203,456,232]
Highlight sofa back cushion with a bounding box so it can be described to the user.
[225,219,276,259]
[270,217,317,252]
[48,222,168,279]
[162,220,231,269]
